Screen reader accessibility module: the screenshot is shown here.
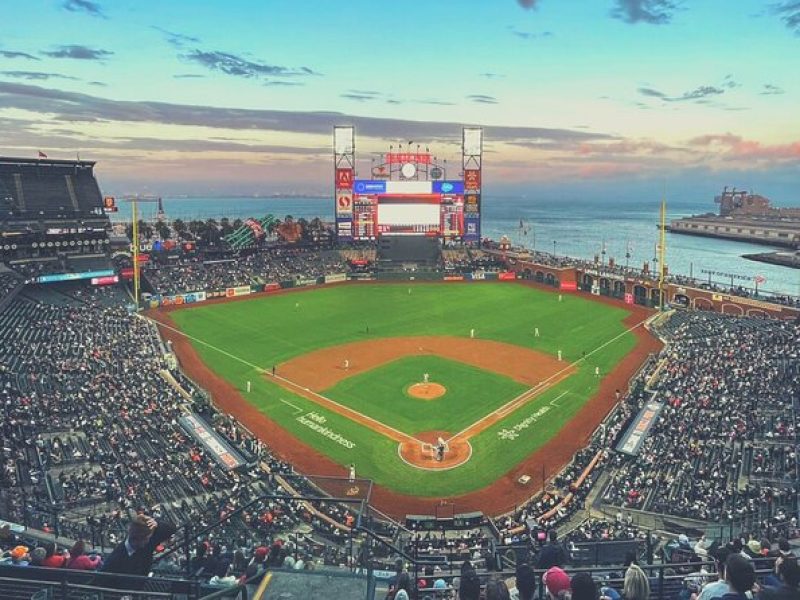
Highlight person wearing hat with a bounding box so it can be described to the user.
[101,514,176,578]
[29,547,47,567]
[544,567,572,600]
[9,545,30,566]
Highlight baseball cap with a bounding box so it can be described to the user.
[545,567,571,597]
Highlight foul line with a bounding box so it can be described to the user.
[148,315,424,445]
[446,315,650,444]
[279,398,303,414]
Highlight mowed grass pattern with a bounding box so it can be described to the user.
[168,283,637,496]
[322,356,528,436]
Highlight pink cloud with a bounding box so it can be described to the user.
[689,133,800,161]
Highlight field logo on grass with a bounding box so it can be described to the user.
[296,411,356,449]
[498,405,552,441]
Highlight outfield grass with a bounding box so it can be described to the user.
[168,283,637,497]
[322,355,528,435]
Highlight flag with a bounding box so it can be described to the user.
[38,151,47,158]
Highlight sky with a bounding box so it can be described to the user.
[0,0,798,200]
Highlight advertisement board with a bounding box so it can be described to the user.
[225,285,252,298]
[325,273,347,283]
[464,170,481,191]
[103,196,118,213]
[560,281,578,291]
[37,269,115,284]
[336,168,354,189]
[336,189,353,215]
[179,414,246,470]
[336,216,353,241]
[91,275,119,286]
[499,272,516,281]
[265,282,281,291]
[432,181,465,194]
[354,180,386,194]
[624,293,634,305]
[463,214,481,242]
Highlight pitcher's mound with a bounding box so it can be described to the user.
[398,431,472,471]
[407,382,446,400]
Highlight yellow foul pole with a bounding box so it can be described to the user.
[658,193,667,311]
[132,197,140,311]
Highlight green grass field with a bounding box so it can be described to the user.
[323,355,528,435]
[168,283,639,497]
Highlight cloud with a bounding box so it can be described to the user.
[341,92,379,102]
[41,45,113,60]
[509,27,554,40]
[0,50,40,61]
[479,73,505,79]
[760,83,785,95]
[517,0,540,8]
[674,85,724,101]
[181,49,318,79]
[722,74,740,89]
[263,81,304,87]
[772,2,800,34]
[152,26,201,48]
[611,0,678,24]
[688,132,800,161]
[637,84,724,103]
[0,82,614,146]
[62,0,106,18]
[88,81,107,87]
[637,87,668,98]
[173,74,205,79]
[1,71,79,81]
[467,94,499,104]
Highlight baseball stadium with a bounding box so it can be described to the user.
[0,127,797,599]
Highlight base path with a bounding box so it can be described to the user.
[277,336,564,391]
[150,281,661,518]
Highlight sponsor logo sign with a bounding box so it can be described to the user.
[296,278,317,287]
[498,272,516,281]
[464,193,479,213]
[336,168,353,189]
[336,189,353,214]
[180,414,245,470]
[354,180,387,194]
[471,271,486,280]
[464,169,481,190]
[103,196,118,213]
[498,405,552,440]
[225,285,252,298]
[265,282,281,291]
[91,275,119,285]
[37,269,115,284]
[296,412,355,449]
[325,273,347,284]
[624,293,634,304]
[444,275,464,281]
[560,281,578,291]
[433,180,464,194]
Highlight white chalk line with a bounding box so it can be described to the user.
[446,316,649,444]
[148,315,423,445]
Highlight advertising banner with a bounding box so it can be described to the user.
[471,271,486,280]
[336,168,354,189]
[444,275,465,281]
[463,214,481,242]
[624,293,634,304]
[325,273,347,284]
[120,268,134,280]
[336,216,353,241]
[485,272,499,281]
[179,414,246,470]
[336,189,353,215]
[432,180,465,194]
[385,152,432,164]
[617,401,664,456]
[296,278,317,287]
[499,272,517,281]
[37,269,115,284]
[225,285,252,298]
[91,275,119,286]
[354,180,387,194]
[103,195,118,213]
[464,169,481,191]
[560,281,578,291]
[265,282,281,292]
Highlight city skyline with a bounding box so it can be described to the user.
[1,0,798,200]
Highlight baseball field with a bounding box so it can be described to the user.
[155,282,657,515]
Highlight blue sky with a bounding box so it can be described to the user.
[0,0,798,199]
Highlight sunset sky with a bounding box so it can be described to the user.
[1,0,798,199]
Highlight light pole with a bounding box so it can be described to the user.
[553,240,557,257]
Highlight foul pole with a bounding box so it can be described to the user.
[132,198,140,311]
[658,193,667,311]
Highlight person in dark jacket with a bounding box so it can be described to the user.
[719,554,756,600]
[538,530,567,570]
[101,515,176,577]
[759,557,800,600]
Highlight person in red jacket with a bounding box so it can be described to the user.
[66,541,102,571]
[41,542,68,568]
